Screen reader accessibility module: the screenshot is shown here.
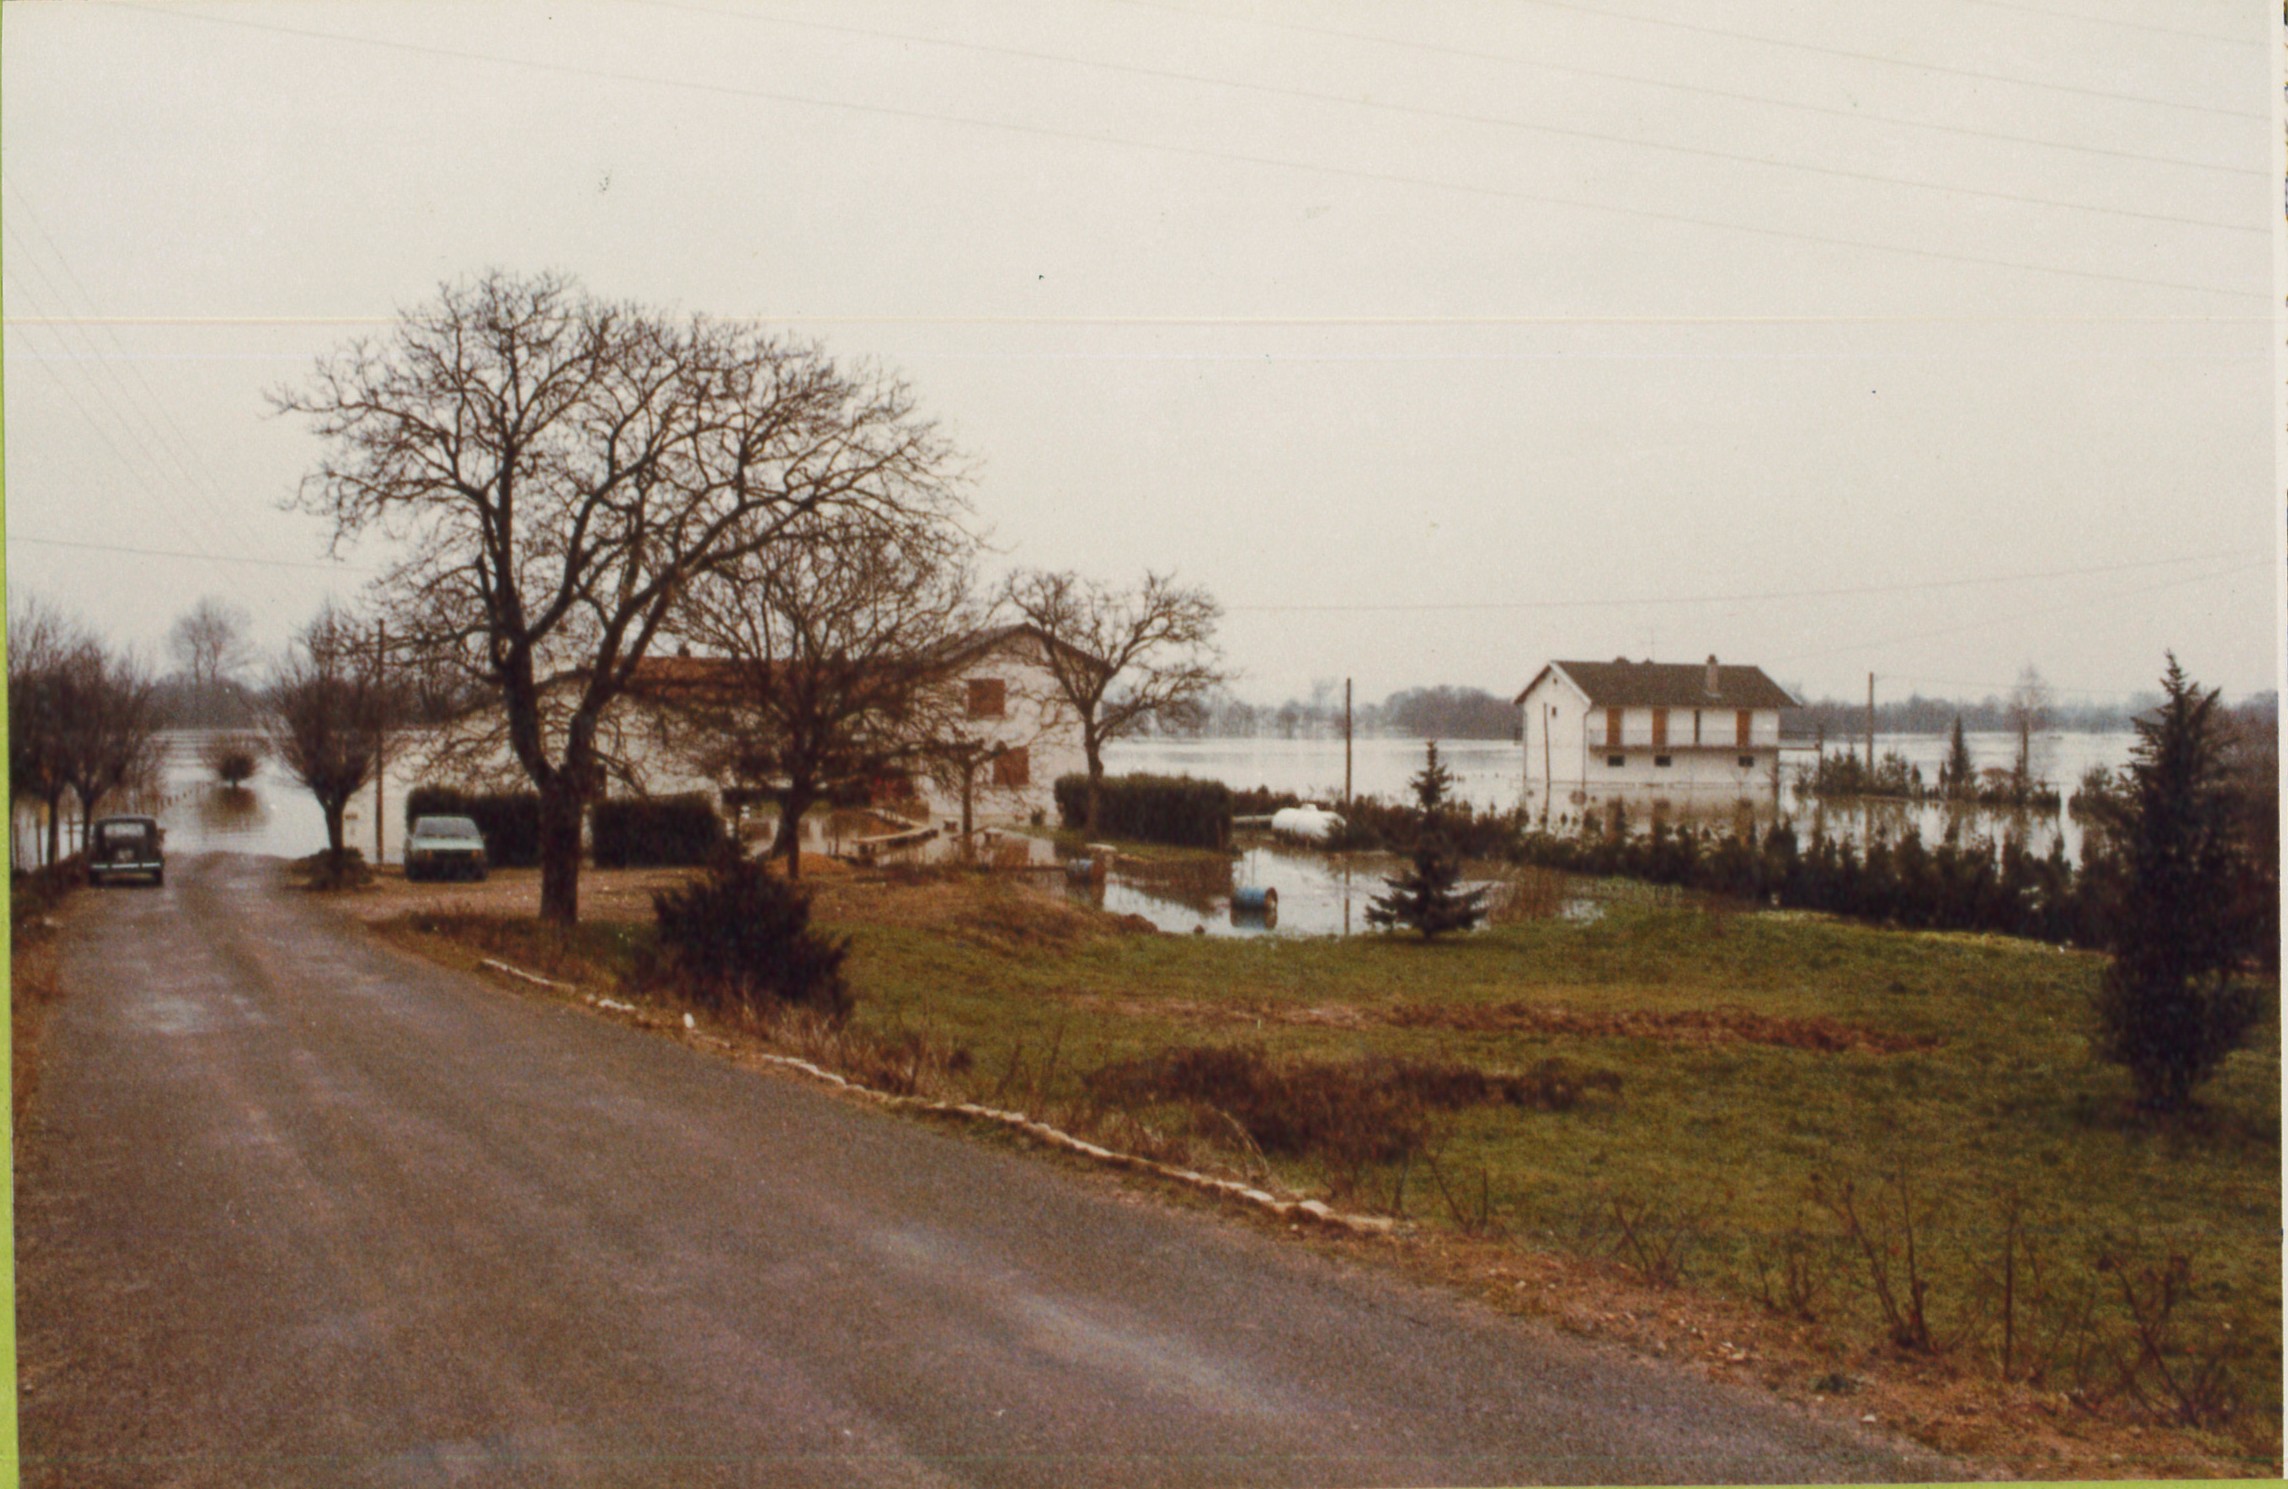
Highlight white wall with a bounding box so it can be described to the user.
[1520,674,1784,817]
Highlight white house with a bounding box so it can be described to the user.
[906,624,1089,832]
[1515,656,1799,816]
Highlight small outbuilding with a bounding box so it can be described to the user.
[1514,656,1799,813]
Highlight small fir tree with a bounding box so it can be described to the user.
[2090,655,2262,1112]
[1365,741,1489,940]
[1941,716,1973,799]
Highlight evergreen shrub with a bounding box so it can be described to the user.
[1054,773,1232,848]
[643,853,851,1021]
[592,794,725,868]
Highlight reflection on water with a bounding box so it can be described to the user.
[1062,841,1602,939]
[192,784,270,838]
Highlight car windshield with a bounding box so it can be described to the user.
[97,821,152,844]
[416,817,483,841]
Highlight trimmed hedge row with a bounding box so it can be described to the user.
[404,787,544,867]
[1054,772,1232,849]
[592,794,724,868]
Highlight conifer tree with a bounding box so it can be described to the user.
[1942,715,1973,798]
[2090,655,2261,1112]
[1365,741,1489,939]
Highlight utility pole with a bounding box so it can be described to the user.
[374,621,387,867]
[1343,677,1353,811]
[1865,672,1876,773]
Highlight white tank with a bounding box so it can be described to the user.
[1269,803,1345,842]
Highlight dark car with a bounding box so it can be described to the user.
[87,815,165,887]
[405,815,489,882]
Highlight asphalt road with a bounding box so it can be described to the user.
[17,854,1955,1487]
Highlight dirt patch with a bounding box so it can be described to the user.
[329,863,708,925]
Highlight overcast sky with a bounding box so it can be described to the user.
[2,0,2277,708]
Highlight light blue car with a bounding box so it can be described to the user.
[405,815,488,882]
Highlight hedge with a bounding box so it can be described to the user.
[1054,773,1232,849]
[404,787,544,867]
[591,794,725,868]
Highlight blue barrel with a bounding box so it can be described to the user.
[1231,885,1278,913]
[1064,858,1097,882]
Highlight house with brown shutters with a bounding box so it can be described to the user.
[620,624,1088,834]
[1514,656,1799,813]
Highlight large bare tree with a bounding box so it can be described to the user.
[275,270,962,922]
[55,640,163,848]
[266,606,388,883]
[1002,569,1223,834]
[665,507,980,878]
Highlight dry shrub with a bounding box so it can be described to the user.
[1585,1186,1713,1287]
[1483,864,1568,924]
[746,1001,974,1099]
[1390,1000,1937,1055]
[1083,1043,1619,1172]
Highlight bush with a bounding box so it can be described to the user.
[1054,773,1232,848]
[591,794,724,868]
[199,731,263,786]
[642,854,851,1021]
[1084,1043,1617,1169]
[404,786,544,867]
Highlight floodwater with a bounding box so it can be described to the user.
[1107,731,2138,860]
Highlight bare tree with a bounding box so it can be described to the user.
[266,607,387,883]
[274,270,964,922]
[2006,664,2053,798]
[1002,568,1223,834]
[8,597,89,868]
[665,508,980,878]
[167,595,255,692]
[56,642,163,848]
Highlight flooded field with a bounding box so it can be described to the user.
[1108,730,2137,860]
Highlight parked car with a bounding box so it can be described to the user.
[87,815,165,887]
[405,815,489,882]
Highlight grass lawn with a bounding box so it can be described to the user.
[382,862,2281,1474]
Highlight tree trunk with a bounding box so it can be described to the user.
[959,763,976,844]
[1083,737,1105,836]
[323,798,348,882]
[537,781,585,925]
[44,791,62,869]
[773,786,816,880]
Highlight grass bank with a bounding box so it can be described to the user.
[11,860,82,1157]
[375,865,2280,1477]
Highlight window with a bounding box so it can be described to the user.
[992,745,1030,788]
[966,677,1006,719]
[1606,754,1625,768]
[1650,709,1668,749]
[1738,754,1755,768]
[1654,754,1672,768]
[1736,709,1753,748]
[1605,706,1624,746]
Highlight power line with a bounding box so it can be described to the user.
[1222,548,2258,614]
[83,1,2263,302]
[1102,0,2264,178]
[1764,556,2269,666]
[4,192,270,558]
[632,0,2260,236]
[6,535,379,573]
[1494,0,2261,118]
[1917,0,2253,48]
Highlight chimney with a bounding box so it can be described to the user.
[1706,654,1720,695]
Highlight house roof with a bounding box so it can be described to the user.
[1514,659,1800,710]
[626,623,1098,702]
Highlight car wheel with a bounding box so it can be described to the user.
[153,869,165,888]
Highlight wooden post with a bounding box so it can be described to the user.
[1343,678,1352,810]
[374,621,386,866]
[1865,672,1875,773]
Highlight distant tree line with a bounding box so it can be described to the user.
[1177,682,1519,740]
